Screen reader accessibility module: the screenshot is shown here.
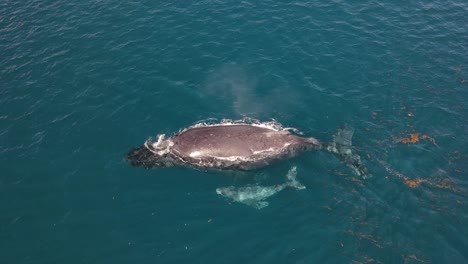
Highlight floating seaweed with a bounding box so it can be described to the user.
[394,133,437,146]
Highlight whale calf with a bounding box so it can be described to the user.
[216,166,305,209]
[126,120,370,178]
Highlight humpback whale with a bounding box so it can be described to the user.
[126,120,370,178]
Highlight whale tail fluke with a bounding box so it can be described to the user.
[285,166,306,190]
[327,126,371,179]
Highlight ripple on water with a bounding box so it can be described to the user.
[0,0,467,263]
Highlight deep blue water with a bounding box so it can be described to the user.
[1,1,467,263]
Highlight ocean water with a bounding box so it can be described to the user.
[1,0,467,263]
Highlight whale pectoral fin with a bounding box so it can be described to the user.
[286,166,306,190]
[241,199,269,209]
[253,201,269,210]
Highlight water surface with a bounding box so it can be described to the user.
[1,1,467,263]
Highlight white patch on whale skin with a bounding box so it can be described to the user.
[210,155,249,161]
[189,151,202,157]
[252,142,290,155]
[252,147,276,155]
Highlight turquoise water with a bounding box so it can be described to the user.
[1,0,467,263]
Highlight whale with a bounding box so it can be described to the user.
[216,166,306,209]
[126,120,370,178]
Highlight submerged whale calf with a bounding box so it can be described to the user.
[126,121,370,178]
[216,166,305,209]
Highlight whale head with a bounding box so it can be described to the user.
[125,145,175,168]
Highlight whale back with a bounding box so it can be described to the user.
[126,124,318,170]
[171,125,304,159]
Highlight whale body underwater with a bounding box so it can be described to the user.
[126,122,370,178]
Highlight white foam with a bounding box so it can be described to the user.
[144,134,173,155]
[178,118,302,134]
[152,134,166,148]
